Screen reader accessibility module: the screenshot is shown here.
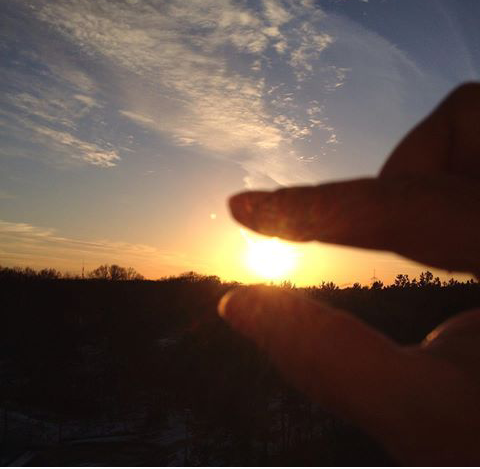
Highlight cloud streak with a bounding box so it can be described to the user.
[0,107,120,168]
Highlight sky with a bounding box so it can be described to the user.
[1,0,479,286]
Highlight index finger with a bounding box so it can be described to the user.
[229,175,480,273]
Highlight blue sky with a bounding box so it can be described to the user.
[1,0,479,283]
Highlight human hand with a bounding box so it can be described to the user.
[220,83,480,465]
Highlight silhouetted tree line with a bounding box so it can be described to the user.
[0,264,143,281]
[0,265,479,465]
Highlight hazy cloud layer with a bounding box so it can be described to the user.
[0,219,202,276]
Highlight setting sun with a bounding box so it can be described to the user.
[243,231,297,280]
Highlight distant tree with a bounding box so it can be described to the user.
[88,264,143,280]
[23,267,37,278]
[419,271,434,287]
[109,264,127,281]
[394,274,411,288]
[370,280,384,290]
[446,278,460,287]
[280,280,295,289]
[38,268,61,279]
[175,272,219,283]
[319,281,338,291]
[88,264,109,279]
[204,275,221,284]
[126,266,145,280]
[178,271,202,282]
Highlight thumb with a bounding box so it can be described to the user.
[219,286,410,433]
[219,286,477,465]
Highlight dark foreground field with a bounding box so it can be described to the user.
[1,268,479,466]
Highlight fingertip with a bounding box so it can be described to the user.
[218,285,289,344]
[218,285,267,321]
[228,192,244,214]
[228,192,251,221]
[228,191,270,228]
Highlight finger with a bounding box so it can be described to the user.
[229,179,388,245]
[380,82,480,178]
[219,286,406,424]
[219,286,478,465]
[229,175,480,273]
[422,308,480,369]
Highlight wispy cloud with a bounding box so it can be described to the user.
[5,0,425,185]
[0,14,118,169]
[31,0,342,185]
[119,110,156,127]
[0,108,120,168]
[31,126,120,168]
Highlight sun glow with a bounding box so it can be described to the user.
[242,230,297,280]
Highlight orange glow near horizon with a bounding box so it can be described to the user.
[203,223,475,288]
[242,229,297,281]
[2,211,474,288]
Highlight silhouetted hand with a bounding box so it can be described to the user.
[220,83,480,465]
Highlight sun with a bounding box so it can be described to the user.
[244,234,297,280]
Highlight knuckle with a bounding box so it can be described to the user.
[382,177,421,237]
